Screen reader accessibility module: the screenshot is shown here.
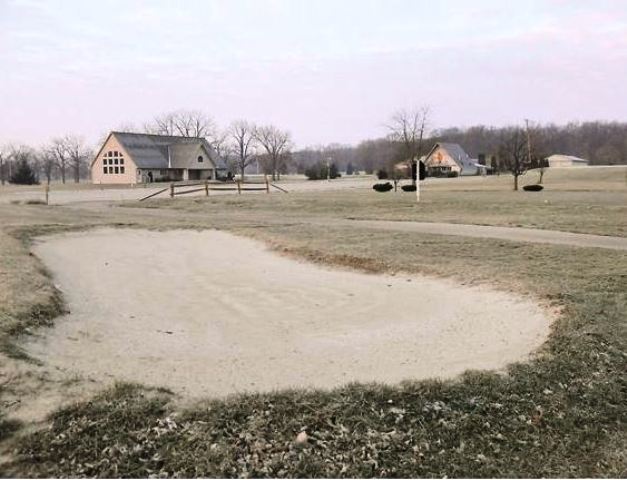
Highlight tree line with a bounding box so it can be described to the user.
[293,120,627,176]
[0,136,91,185]
[2,109,625,186]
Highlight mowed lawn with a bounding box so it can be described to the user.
[0,166,626,477]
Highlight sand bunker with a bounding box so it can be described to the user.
[27,228,551,398]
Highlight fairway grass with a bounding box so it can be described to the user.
[0,167,626,477]
[141,167,627,237]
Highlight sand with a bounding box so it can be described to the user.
[26,228,552,398]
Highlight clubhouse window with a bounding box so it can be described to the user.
[103,151,125,174]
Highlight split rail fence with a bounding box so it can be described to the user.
[139,178,288,202]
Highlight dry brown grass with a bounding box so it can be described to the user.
[1,166,626,477]
[126,166,627,236]
[0,232,64,359]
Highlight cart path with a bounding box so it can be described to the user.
[345,220,627,251]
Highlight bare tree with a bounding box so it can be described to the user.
[498,127,532,191]
[39,145,57,184]
[529,123,550,184]
[176,110,215,138]
[208,129,235,176]
[148,110,215,138]
[0,145,20,184]
[51,137,69,183]
[255,125,292,181]
[209,129,230,160]
[63,135,90,183]
[229,120,257,181]
[146,112,176,136]
[387,106,430,185]
[0,146,6,186]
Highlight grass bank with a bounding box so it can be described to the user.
[0,231,65,360]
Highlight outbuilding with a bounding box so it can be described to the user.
[546,154,589,167]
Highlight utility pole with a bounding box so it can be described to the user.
[326,157,331,181]
[416,159,420,203]
[525,119,532,166]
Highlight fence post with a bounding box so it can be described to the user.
[237,180,241,195]
[265,175,270,193]
[205,179,209,197]
[170,183,174,198]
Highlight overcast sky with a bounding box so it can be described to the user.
[1,0,626,148]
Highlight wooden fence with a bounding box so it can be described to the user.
[139,178,288,202]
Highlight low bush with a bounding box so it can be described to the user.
[523,184,544,191]
[401,184,417,192]
[372,182,393,192]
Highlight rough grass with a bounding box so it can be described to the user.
[0,232,65,360]
[1,168,626,477]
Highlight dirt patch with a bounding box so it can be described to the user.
[24,228,551,399]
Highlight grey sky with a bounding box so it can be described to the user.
[1,0,626,148]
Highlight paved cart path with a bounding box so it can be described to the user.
[345,220,627,251]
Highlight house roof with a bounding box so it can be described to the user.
[99,132,227,169]
[423,142,481,172]
[426,142,470,162]
[169,143,203,165]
